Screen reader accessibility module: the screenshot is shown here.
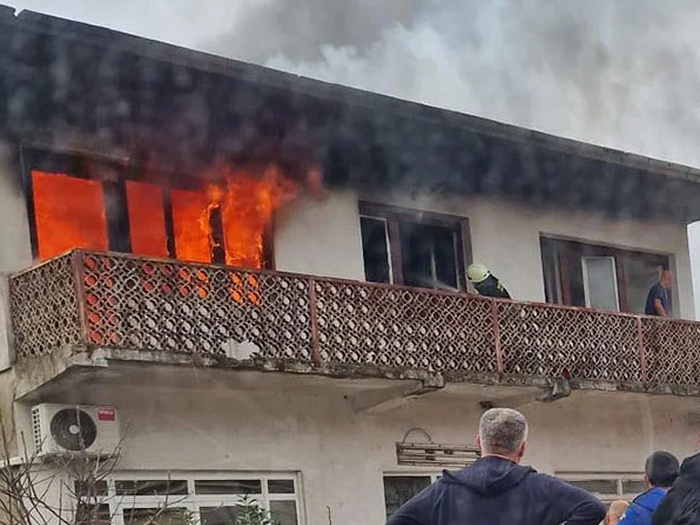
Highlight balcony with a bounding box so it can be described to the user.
[8,251,700,398]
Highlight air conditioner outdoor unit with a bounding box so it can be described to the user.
[31,404,120,457]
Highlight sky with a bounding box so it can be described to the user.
[9,0,700,316]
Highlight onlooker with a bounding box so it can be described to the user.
[644,270,673,317]
[607,500,630,524]
[386,408,606,525]
[617,451,679,525]
[652,452,700,524]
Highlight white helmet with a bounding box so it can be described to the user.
[467,263,491,284]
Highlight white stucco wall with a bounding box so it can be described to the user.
[27,378,699,525]
[0,141,32,273]
[688,222,700,320]
[274,189,365,280]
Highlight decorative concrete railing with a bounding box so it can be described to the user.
[9,251,700,390]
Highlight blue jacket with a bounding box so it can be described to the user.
[386,456,606,525]
[619,487,667,525]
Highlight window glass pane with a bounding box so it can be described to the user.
[115,480,188,496]
[582,256,619,311]
[194,479,262,495]
[566,479,618,495]
[270,500,298,525]
[619,254,668,315]
[540,237,562,304]
[360,216,391,283]
[268,479,295,494]
[383,476,432,518]
[200,506,239,525]
[123,508,189,525]
[32,171,108,260]
[399,222,458,290]
[622,479,646,494]
[126,181,168,258]
[75,503,111,525]
[74,480,108,498]
[433,226,459,290]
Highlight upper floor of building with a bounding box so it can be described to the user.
[2,5,700,401]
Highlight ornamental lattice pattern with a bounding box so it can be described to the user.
[314,281,496,372]
[78,252,313,361]
[9,253,82,360]
[497,302,641,382]
[642,318,700,386]
[10,250,700,391]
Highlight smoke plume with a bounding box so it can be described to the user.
[205,0,700,169]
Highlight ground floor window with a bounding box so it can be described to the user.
[557,472,645,506]
[540,236,671,314]
[75,472,302,525]
[383,473,441,518]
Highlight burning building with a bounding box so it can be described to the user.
[2,5,700,525]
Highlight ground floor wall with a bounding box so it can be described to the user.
[19,375,700,525]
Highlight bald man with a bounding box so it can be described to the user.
[645,270,673,317]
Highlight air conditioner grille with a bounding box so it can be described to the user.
[31,406,42,453]
[50,409,98,451]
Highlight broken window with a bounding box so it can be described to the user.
[541,236,671,314]
[359,203,469,291]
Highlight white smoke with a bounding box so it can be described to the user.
[205,0,700,169]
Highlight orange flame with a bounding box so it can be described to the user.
[32,171,108,260]
[172,163,302,269]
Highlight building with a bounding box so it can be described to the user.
[2,5,700,525]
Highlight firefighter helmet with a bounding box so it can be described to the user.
[467,263,491,284]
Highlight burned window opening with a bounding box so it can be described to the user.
[359,203,471,291]
[22,149,279,269]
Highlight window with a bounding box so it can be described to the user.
[73,473,302,525]
[557,472,645,505]
[24,149,276,269]
[541,236,671,314]
[383,474,440,519]
[359,203,470,291]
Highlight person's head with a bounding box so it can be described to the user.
[644,451,679,489]
[660,269,674,289]
[477,408,528,463]
[467,263,491,285]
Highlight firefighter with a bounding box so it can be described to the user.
[467,263,511,299]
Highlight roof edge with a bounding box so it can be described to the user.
[3,3,700,184]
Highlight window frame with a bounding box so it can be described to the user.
[359,202,472,291]
[540,234,672,314]
[74,471,304,525]
[556,471,646,504]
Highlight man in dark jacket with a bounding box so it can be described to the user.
[652,452,700,524]
[386,408,605,525]
[617,451,679,525]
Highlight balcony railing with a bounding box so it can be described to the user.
[9,250,700,391]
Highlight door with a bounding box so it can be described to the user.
[582,256,620,311]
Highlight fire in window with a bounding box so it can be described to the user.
[31,171,109,260]
[27,154,312,269]
[359,203,469,291]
